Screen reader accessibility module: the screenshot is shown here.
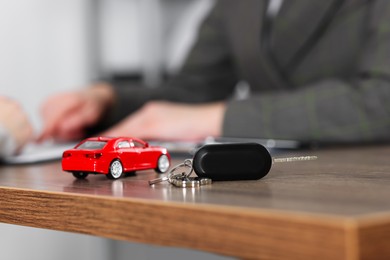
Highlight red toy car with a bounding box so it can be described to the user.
[62,136,171,179]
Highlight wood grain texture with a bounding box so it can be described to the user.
[0,187,351,260]
[355,214,390,260]
[1,145,390,259]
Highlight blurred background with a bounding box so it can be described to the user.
[0,0,215,130]
[0,0,234,259]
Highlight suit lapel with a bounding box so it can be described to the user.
[222,0,283,90]
[271,1,339,69]
[220,0,345,89]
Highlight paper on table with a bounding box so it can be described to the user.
[1,141,78,165]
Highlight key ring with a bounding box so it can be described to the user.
[168,159,193,182]
[148,158,212,187]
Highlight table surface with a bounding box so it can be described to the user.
[1,145,390,260]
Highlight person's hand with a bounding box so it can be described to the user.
[0,97,33,151]
[102,101,226,141]
[39,83,114,141]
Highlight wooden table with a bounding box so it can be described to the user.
[1,145,390,260]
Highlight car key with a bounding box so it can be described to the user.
[149,143,316,185]
[192,143,317,181]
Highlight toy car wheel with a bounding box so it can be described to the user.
[72,172,89,179]
[107,159,123,179]
[155,154,170,173]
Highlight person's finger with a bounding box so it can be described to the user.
[101,122,131,137]
[56,127,85,142]
[38,95,83,141]
[56,113,89,139]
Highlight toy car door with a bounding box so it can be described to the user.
[116,140,138,171]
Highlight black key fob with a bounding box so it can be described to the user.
[192,143,272,181]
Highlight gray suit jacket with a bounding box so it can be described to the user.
[106,0,390,144]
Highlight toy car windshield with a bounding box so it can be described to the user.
[76,141,107,150]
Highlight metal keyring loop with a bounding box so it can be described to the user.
[168,159,193,182]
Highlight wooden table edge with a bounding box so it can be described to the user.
[1,186,389,260]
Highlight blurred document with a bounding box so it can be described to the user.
[2,141,77,165]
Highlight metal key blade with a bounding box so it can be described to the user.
[273,156,318,163]
[148,176,169,185]
[149,172,188,186]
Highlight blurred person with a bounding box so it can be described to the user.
[0,97,33,157]
[40,0,390,145]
